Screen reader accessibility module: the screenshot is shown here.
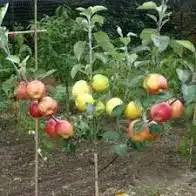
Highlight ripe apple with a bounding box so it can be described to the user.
[28,101,42,118]
[106,97,123,116]
[92,74,109,92]
[72,80,91,98]
[168,99,184,119]
[14,81,29,100]
[26,80,46,100]
[37,96,58,116]
[143,73,168,95]
[124,101,143,119]
[75,93,95,112]
[150,102,172,123]
[44,118,58,137]
[55,120,74,139]
[128,120,158,142]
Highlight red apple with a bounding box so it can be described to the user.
[150,102,172,123]
[14,81,29,100]
[28,101,42,118]
[143,73,168,95]
[37,96,58,116]
[55,120,74,139]
[26,80,46,100]
[168,99,184,119]
[44,118,58,137]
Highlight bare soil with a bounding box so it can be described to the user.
[0,113,196,196]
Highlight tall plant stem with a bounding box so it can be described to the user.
[88,19,93,80]
[35,119,39,196]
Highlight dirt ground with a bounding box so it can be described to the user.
[0,113,196,196]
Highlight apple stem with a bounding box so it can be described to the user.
[52,115,59,122]
[34,119,39,196]
[94,153,99,196]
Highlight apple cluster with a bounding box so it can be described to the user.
[128,73,184,142]
[14,80,74,139]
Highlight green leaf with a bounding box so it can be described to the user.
[92,14,104,25]
[74,41,86,61]
[147,14,157,22]
[55,85,67,101]
[90,5,107,15]
[6,55,20,64]
[102,131,120,142]
[175,40,195,53]
[169,40,183,57]
[2,75,17,96]
[151,34,170,52]
[127,53,138,65]
[20,55,30,67]
[70,64,82,79]
[0,3,9,26]
[111,104,125,118]
[113,144,128,156]
[76,7,86,12]
[94,52,108,64]
[176,68,191,83]
[94,31,115,52]
[182,85,196,104]
[126,75,144,88]
[149,123,162,134]
[120,37,130,46]
[137,1,157,10]
[133,120,144,133]
[0,27,9,54]
[36,69,56,80]
[140,28,157,41]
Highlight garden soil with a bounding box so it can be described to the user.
[0,113,196,196]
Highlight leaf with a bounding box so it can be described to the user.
[117,26,123,37]
[76,7,86,12]
[137,1,157,10]
[55,85,67,101]
[0,27,9,54]
[147,14,157,22]
[94,52,108,64]
[102,131,120,142]
[181,84,196,104]
[70,64,82,79]
[2,75,17,96]
[176,68,191,83]
[111,104,125,118]
[133,120,144,133]
[6,55,20,64]
[113,144,128,156]
[120,37,130,46]
[0,3,9,26]
[20,55,30,67]
[127,53,138,65]
[37,69,56,80]
[94,31,115,52]
[74,41,86,61]
[90,5,107,15]
[92,15,104,25]
[140,28,157,41]
[151,34,170,52]
[126,75,144,88]
[175,40,195,53]
[169,40,183,57]
[127,32,137,37]
[149,124,162,134]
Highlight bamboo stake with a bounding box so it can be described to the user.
[94,153,99,196]
[35,119,39,196]
[8,29,47,36]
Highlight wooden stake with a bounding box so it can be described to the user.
[8,29,47,36]
[94,153,99,196]
[35,119,39,196]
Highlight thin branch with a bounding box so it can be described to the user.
[8,29,47,36]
